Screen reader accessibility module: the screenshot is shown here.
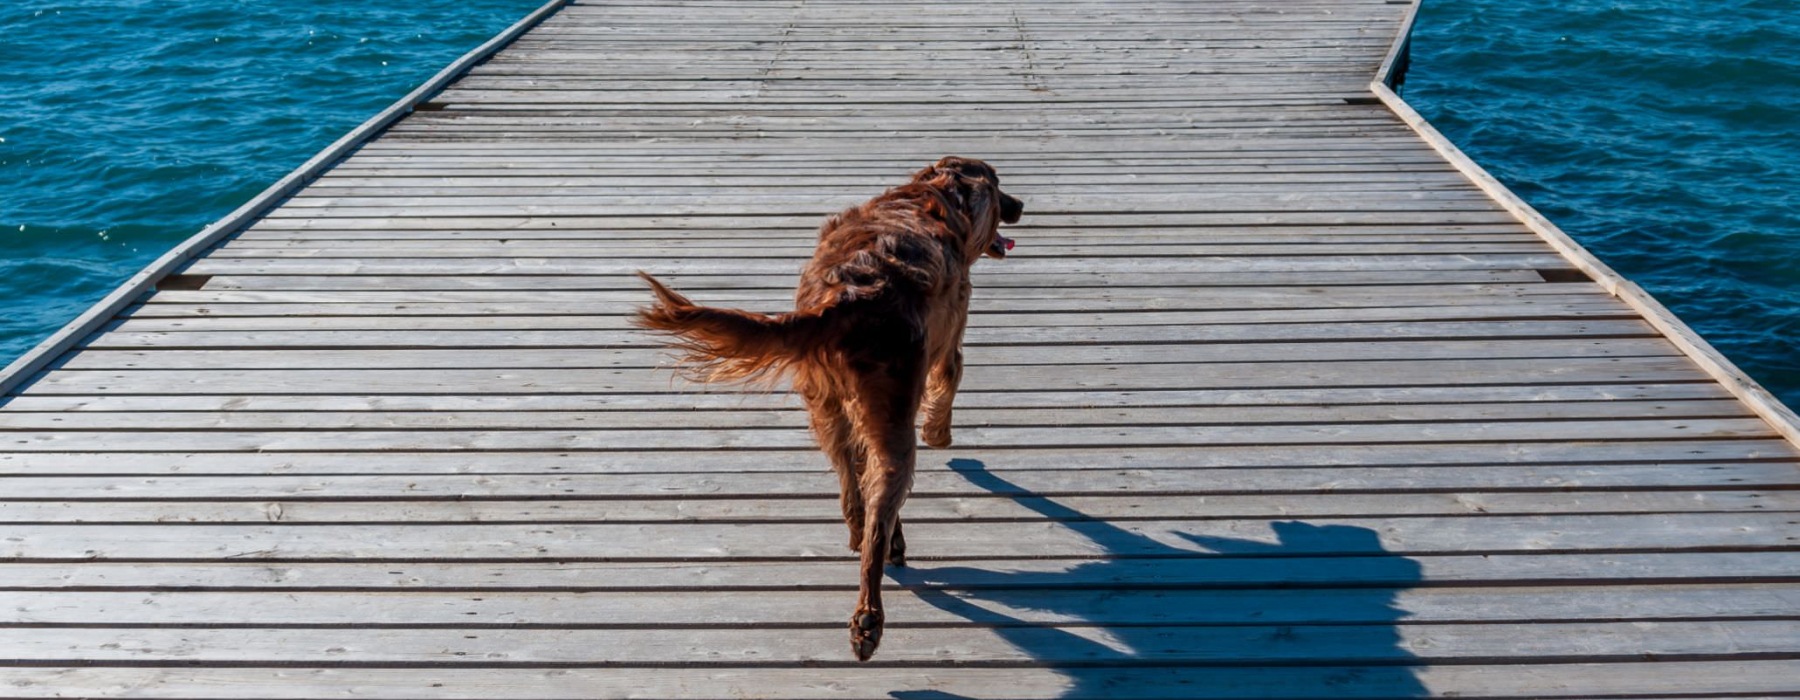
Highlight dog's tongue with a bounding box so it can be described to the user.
[1001,236,1015,251]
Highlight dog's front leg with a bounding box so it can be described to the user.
[920,349,962,449]
[921,291,970,449]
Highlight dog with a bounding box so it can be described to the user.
[633,156,1023,660]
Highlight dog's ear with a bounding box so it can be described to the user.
[917,157,990,202]
[951,158,994,182]
[912,156,967,183]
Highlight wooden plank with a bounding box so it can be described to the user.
[108,303,1632,332]
[121,288,1623,310]
[188,270,1556,290]
[229,226,1528,242]
[0,435,1785,475]
[3,513,1795,560]
[277,183,1489,197]
[139,282,1582,301]
[2,620,1795,665]
[1,661,1794,699]
[180,255,1578,277]
[0,401,1748,432]
[3,490,1791,524]
[1,384,1738,417]
[3,382,1734,412]
[241,211,1530,231]
[9,585,1796,626]
[70,320,1660,350]
[6,551,1798,592]
[19,357,1710,396]
[299,172,1476,188]
[2,660,1798,700]
[5,419,1772,452]
[4,458,1794,499]
[343,138,1439,153]
[43,340,1684,371]
[206,243,1551,260]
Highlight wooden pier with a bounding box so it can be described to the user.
[3,0,1797,696]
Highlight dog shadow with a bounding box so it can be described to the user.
[887,458,1427,699]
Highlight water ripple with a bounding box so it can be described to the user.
[1409,0,1800,405]
[0,0,542,363]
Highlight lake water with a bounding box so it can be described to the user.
[3,0,1795,407]
[1406,0,1800,405]
[0,0,544,366]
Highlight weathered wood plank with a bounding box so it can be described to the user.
[2,385,1738,418]
[182,255,1576,277]
[70,320,1660,350]
[5,430,1787,474]
[9,585,1796,626]
[20,357,1709,396]
[110,302,1631,332]
[0,400,1748,432]
[1,662,1794,700]
[4,382,1734,413]
[5,418,1772,453]
[5,459,1794,499]
[3,490,1790,524]
[3,513,1795,560]
[124,296,1628,320]
[3,620,1797,665]
[51,339,1680,371]
[6,551,1797,592]
[140,282,1583,302]
[207,243,1549,260]
[190,269,1557,290]
[242,211,1530,231]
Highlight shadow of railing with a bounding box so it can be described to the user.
[888,458,1427,698]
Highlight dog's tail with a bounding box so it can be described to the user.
[633,271,839,384]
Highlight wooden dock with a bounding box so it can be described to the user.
[3,0,1798,696]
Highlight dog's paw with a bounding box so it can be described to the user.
[850,609,885,661]
[922,424,953,449]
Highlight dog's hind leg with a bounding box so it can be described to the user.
[802,384,867,553]
[844,361,924,661]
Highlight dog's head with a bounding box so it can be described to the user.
[911,156,1023,260]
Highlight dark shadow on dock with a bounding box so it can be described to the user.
[889,458,1427,699]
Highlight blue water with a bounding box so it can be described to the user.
[3,1,1797,409]
[0,0,543,365]
[1406,0,1800,406]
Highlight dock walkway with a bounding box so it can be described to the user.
[2,0,1798,697]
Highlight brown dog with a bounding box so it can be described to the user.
[634,156,1023,660]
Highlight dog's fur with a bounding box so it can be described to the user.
[634,156,1023,660]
